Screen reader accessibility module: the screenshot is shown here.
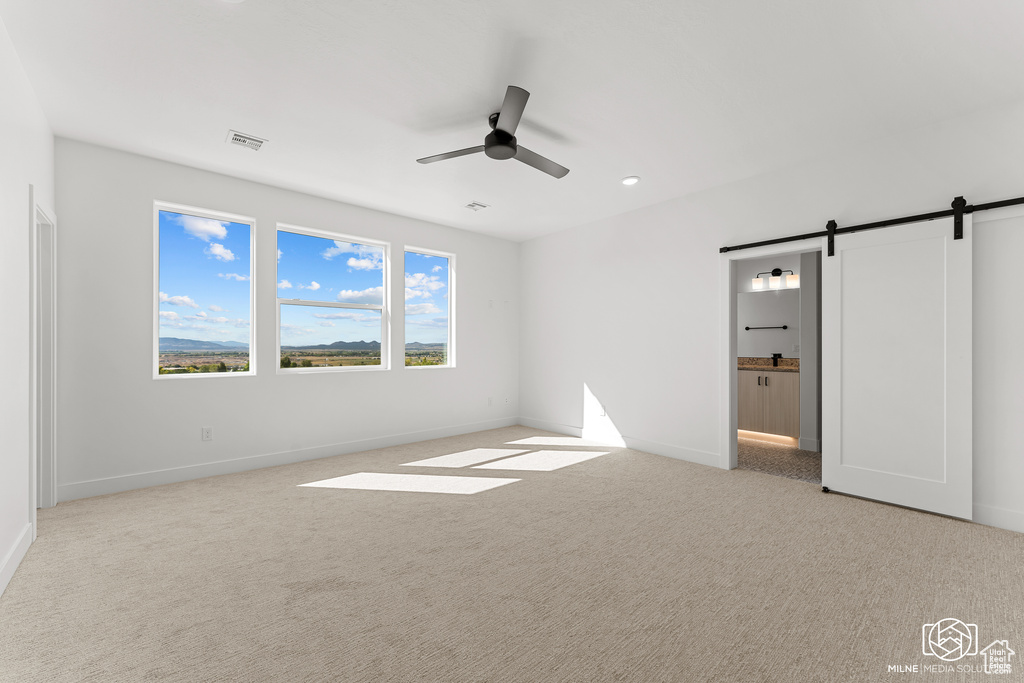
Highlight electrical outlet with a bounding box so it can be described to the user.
[505,396,511,405]
[201,427,213,441]
[487,397,493,407]
[793,344,800,353]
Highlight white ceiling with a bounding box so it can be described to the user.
[3,0,1024,241]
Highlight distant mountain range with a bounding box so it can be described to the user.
[159,337,249,351]
[160,337,445,352]
[281,340,381,351]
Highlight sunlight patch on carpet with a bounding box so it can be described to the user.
[473,450,610,472]
[400,448,529,468]
[299,472,520,494]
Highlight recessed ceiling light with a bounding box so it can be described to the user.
[621,176,640,186]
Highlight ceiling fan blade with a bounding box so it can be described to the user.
[514,146,569,179]
[417,146,485,164]
[495,85,530,135]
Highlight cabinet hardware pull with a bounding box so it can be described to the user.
[758,376,761,386]
[765,376,769,387]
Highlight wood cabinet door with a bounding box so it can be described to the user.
[764,371,800,438]
[737,370,764,432]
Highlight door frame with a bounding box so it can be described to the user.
[29,184,57,531]
[719,238,823,469]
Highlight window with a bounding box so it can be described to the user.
[276,226,389,371]
[404,248,454,367]
[154,203,254,378]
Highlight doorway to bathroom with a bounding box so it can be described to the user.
[727,248,822,484]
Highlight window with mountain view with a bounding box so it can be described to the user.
[155,204,254,377]
[277,227,389,370]
[405,249,453,367]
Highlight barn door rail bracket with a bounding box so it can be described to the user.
[719,194,1024,254]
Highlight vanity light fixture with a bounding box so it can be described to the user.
[752,268,799,290]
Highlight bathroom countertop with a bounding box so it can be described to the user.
[737,357,800,373]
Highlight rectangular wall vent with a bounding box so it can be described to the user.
[227,130,266,151]
[465,202,490,211]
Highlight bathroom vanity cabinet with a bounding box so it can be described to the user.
[737,369,800,438]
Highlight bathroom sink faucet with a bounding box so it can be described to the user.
[772,353,782,367]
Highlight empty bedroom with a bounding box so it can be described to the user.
[1,1,1023,681]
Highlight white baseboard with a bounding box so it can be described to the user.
[58,417,519,502]
[973,502,1024,535]
[518,416,582,437]
[0,523,33,598]
[518,417,720,468]
[799,437,821,452]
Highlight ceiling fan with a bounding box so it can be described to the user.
[416,85,569,179]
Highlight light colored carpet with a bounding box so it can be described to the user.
[1,426,1021,682]
[737,436,822,483]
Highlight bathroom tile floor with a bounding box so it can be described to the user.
[737,436,821,484]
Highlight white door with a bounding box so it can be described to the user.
[822,215,972,519]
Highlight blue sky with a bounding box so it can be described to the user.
[277,231,385,346]
[404,251,449,345]
[158,219,449,348]
[276,234,449,347]
[158,210,252,345]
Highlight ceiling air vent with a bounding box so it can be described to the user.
[227,130,266,151]
[465,201,490,211]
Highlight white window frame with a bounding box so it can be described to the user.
[153,201,256,380]
[404,245,456,370]
[276,223,390,374]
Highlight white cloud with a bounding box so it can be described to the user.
[217,273,249,281]
[297,281,321,291]
[405,288,428,301]
[406,302,441,316]
[317,321,336,327]
[347,257,379,271]
[159,311,180,320]
[337,286,383,304]
[205,243,235,262]
[280,323,315,335]
[196,311,207,318]
[313,311,375,322]
[277,249,283,262]
[432,265,443,273]
[405,272,445,291]
[322,241,383,270]
[278,279,293,289]
[404,272,445,301]
[208,305,226,312]
[159,292,199,308]
[177,215,228,242]
[409,317,449,329]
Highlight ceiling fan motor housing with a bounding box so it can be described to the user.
[484,129,517,160]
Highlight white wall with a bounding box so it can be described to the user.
[54,139,519,500]
[736,291,800,358]
[520,98,1024,532]
[735,253,801,294]
[0,16,54,594]
[798,251,821,452]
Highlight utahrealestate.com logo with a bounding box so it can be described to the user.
[887,618,1015,675]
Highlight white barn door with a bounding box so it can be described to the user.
[822,215,972,519]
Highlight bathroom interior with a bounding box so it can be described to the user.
[735,251,822,483]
